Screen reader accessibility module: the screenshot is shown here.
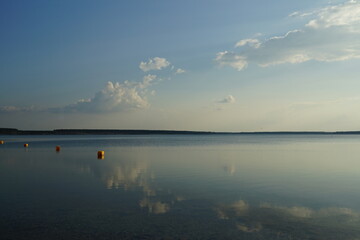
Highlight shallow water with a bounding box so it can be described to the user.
[1,134,360,239]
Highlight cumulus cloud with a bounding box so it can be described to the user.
[216,0,360,70]
[218,95,236,104]
[139,57,170,72]
[2,58,178,114]
[1,76,157,114]
[53,77,158,113]
[2,56,180,115]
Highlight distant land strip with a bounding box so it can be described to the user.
[1,128,360,135]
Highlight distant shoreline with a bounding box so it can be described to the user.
[1,128,360,135]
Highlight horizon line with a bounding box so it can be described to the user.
[1,128,360,135]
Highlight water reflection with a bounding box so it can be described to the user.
[236,222,262,233]
[70,152,360,237]
[63,153,181,214]
[99,160,151,192]
[3,135,360,239]
[216,200,360,238]
[139,198,170,214]
[61,147,360,237]
[223,164,236,176]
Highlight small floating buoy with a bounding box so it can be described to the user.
[97,151,105,159]
[0,140,4,144]
[56,146,61,152]
[24,143,29,148]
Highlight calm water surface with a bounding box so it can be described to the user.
[1,134,360,239]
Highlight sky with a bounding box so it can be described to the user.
[1,0,360,131]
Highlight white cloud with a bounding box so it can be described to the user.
[289,10,316,18]
[1,76,158,114]
[175,68,185,74]
[218,95,236,104]
[55,80,151,113]
[2,57,175,114]
[216,51,247,71]
[139,74,157,89]
[306,0,360,29]
[139,57,170,72]
[289,11,300,17]
[235,38,261,48]
[216,0,360,70]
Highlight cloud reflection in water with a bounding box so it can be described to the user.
[71,156,187,215]
[139,198,170,214]
[216,199,360,238]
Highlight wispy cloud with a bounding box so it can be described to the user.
[218,95,236,104]
[235,38,261,48]
[175,68,185,74]
[216,51,247,71]
[216,0,360,70]
[0,105,36,113]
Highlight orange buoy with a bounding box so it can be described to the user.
[56,146,61,152]
[24,143,29,147]
[97,151,105,159]
[0,140,4,144]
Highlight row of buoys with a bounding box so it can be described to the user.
[1,140,105,159]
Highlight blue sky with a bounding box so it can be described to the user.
[1,0,360,131]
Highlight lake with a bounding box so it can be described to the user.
[1,134,360,239]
